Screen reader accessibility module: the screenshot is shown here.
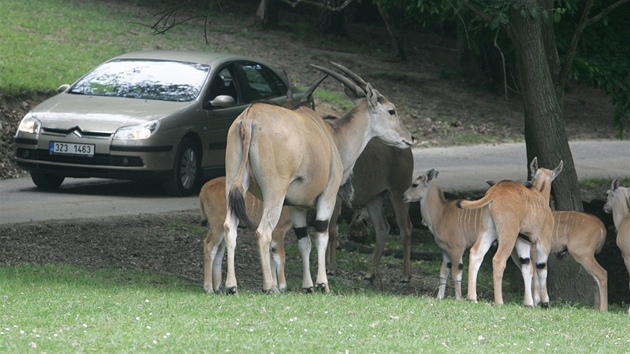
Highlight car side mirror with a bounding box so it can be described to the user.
[58,84,70,93]
[209,95,236,108]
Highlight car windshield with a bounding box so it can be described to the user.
[69,59,210,102]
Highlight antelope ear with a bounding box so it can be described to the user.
[425,168,436,185]
[612,177,620,191]
[486,180,496,187]
[344,86,362,103]
[366,83,379,109]
[552,160,564,179]
[529,157,539,176]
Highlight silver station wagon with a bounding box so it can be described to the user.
[14,50,308,196]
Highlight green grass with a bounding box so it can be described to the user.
[312,88,355,112]
[580,176,630,190]
[1,265,629,353]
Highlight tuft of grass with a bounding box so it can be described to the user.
[313,89,355,111]
[580,176,630,189]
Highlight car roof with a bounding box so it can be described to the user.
[111,50,265,67]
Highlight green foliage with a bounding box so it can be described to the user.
[556,6,630,138]
[375,0,629,138]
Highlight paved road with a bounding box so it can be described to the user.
[1,139,628,225]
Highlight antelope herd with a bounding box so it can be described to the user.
[197,62,628,313]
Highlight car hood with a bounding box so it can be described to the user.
[30,93,194,133]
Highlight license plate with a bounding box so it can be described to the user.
[49,142,95,157]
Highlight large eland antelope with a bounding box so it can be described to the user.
[326,138,414,282]
[402,168,491,299]
[457,157,562,307]
[603,177,630,314]
[203,138,412,292]
[223,62,414,294]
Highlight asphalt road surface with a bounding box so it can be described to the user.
[1,139,628,225]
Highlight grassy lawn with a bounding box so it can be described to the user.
[2,265,629,353]
[1,0,241,95]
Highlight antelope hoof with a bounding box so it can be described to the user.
[263,287,280,294]
[363,274,375,283]
[399,278,411,284]
[203,284,214,294]
[316,283,330,294]
[226,286,238,295]
[540,302,549,309]
[303,287,315,294]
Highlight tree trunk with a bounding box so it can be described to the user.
[320,0,347,36]
[507,0,589,306]
[256,0,279,30]
[377,4,405,61]
[508,1,583,212]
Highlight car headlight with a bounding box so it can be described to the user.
[113,120,160,140]
[16,115,41,135]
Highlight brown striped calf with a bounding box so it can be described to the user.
[457,158,562,307]
[402,168,491,299]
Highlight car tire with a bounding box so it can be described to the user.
[162,138,201,196]
[31,172,65,189]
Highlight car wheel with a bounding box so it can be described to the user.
[162,138,201,196]
[31,172,65,189]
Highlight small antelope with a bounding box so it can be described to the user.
[487,180,609,311]
[402,168,491,299]
[223,62,414,294]
[457,157,562,307]
[200,176,292,293]
[603,177,630,314]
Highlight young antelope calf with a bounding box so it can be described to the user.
[457,157,562,307]
[200,176,292,293]
[487,180,609,311]
[402,169,491,299]
[603,177,630,314]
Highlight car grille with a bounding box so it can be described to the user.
[42,127,112,138]
[16,148,144,167]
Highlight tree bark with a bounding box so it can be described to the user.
[256,0,280,30]
[320,0,347,36]
[507,0,583,212]
[377,4,405,61]
[507,0,589,306]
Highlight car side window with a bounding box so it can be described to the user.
[209,68,237,101]
[236,62,287,103]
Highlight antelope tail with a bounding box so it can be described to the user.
[227,109,256,231]
[456,193,494,210]
[199,198,208,227]
[595,228,606,255]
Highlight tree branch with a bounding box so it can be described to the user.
[279,0,354,11]
[460,0,493,23]
[559,0,630,88]
[586,0,630,26]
